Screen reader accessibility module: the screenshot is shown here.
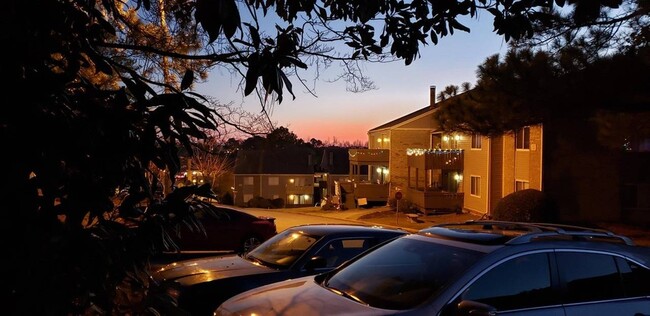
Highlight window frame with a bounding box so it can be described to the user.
[515,180,529,192]
[470,176,481,197]
[471,133,482,149]
[516,127,530,150]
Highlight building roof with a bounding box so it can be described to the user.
[318,146,350,175]
[368,105,433,132]
[234,146,316,175]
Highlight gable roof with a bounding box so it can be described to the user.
[318,146,350,174]
[234,146,316,174]
[368,105,433,132]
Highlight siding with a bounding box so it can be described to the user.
[462,134,489,215]
[390,129,431,200]
[489,135,504,212]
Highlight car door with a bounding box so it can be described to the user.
[176,207,240,251]
[443,251,565,316]
[556,251,650,316]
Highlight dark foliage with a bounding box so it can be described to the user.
[492,189,558,222]
[271,198,286,209]
[221,191,235,205]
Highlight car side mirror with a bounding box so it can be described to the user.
[456,300,497,316]
[304,256,327,271]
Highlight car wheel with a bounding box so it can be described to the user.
[241,235,262,253]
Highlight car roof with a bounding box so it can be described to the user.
[418,220,636,246]
[285,224,407,236]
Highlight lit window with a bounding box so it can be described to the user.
[471,176,480,196]
[294,178,306,186]
[471,134,482,149]
[515,180,529,191]
[268,177,279,186]
[243,176,254,185]
[516,127,530,149]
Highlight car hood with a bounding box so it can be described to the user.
[214,276,393,316]
[152,255,275,286]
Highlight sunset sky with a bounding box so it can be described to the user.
[198,14,509,144]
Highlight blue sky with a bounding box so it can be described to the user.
[198,14,509,144]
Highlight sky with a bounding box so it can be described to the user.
[197,14,510,144]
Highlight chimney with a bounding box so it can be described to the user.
[429,85,436,108]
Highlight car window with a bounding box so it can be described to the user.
[246,230,320,268]
[558,252,650,316]
[616,256,650,297]
[314,238,369,268]
[194,207,233,222]
[324,237,483,310]
[460,252,559,311]
[556,252,624,303]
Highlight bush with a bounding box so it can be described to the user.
[492,189,557,222]
[270,198,285,208]
[247,196,271,208]
[388,197,415,213]
[221,192,234,205]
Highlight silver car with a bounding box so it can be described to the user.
[215,221,650,316]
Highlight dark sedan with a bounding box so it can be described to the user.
[148,224,407,315]
[171,204,277,254]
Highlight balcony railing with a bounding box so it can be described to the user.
[348,149,389,163]
[408,187,464,212]
[407,149,463,170]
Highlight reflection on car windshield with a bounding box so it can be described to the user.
[245,229,320,268]
[324,237,484,310]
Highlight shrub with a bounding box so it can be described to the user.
[492,189,557,222]
[221,192,234,205]
[247,196,271,208]
[270,198,285,208]
[388,197,414,213]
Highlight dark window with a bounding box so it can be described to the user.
[616,257,650,297]
[556,252,624,303]
[471,134,482,149]
[314,238,371,268]
[461,253,558,311]
[516,127,530,149]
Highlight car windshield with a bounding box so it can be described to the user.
[323,237,484,310]
[245,229,321,268]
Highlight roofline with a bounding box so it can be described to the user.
[368,91,470,132]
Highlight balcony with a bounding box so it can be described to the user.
[408,188,464,212]
[407,148,464,170]
[338,180,390,206]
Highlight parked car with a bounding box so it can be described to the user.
[215,220,650,316]
[171,204,277,254]
[149,224,407,315]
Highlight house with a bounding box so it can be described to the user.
[233,146,316,207]
[349,85,650,224]
[347,85,543,217]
